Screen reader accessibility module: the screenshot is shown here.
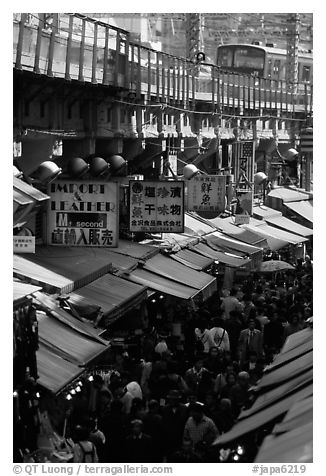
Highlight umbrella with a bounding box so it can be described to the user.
[257,260,295,273]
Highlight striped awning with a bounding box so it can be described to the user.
[170,248,214,271]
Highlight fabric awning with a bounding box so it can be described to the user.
[267,187,310,203]
[265,215,313,237]
[125,268,199,300]
[67,273,147,324]
[208,216,268,248]
[213,384,312,446]
[14,255,75,294]
[13,280,42,304]
[284,200,313,224]
[252,204,282,220]
[244,220,308,245]
[190,242,252,268]
[184,213,217,236]
[281,327,313,354]
[33,291,108,341]
[109,239,159,261]
[37,343,84,394]
[239,368,312,419]
[143,254,217,299]
[37,312,109,366]
[170,249,214,271]
[264,340,313,373]
[255,351,313,391]
[13,176,49,204]
[15,247,113,292]
[254,421,313,463]
[241,224,291,250]
[204,231,262,256]
[272,396,313,435]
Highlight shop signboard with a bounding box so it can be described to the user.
[129,180,184,233]
[13,236,35,253]
[47,180,119,247]
[187,175,226,212]
[234,214,250,225]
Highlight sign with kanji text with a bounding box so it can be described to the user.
[13,236,35,253]
[234,214,250,225]
[187,175,226,212]
[47,180,119,247]
[129,180,184,233]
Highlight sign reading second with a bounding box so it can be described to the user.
[47,181,119,247]
[129,180,184,233]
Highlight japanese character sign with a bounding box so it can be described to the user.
[13,236,35,253]
[47,180,119,247]
[187,175,226,212]
[129,180,184,233]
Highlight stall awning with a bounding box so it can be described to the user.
[15,247,113,292]
[265,215,313,237]
[284,200,313,224]
[37,312,109,366]
[37,343,84,394]
[267,187,311,203]
[33,291,108,341]
[208,216,268,248]
[125,268,199,300]
[13,280,42,304]
[244,219,308,245]
[264,340,313,373]
[254,421,313,463]
[281,327,313,354]
[213,384,312,446]
[184,213,216,236]
[239,368,312,419]
[14,255,75,294]
[272,395,313,434]
[170,249,214,271]
[190,242,252,269]
[67,273,147,324]
[252,204,282,220]
[143,254,217,298]
[13,176,49,204]
[255,351,313,391]
[110,239,159,261]
[204,231,262,256]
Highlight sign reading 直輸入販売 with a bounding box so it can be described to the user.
[47,181,119,247]
[129,180,184,233]
[187,175,226,212]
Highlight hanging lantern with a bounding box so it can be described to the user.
[107,155,126,174]
[89,156,110,177]
[183,164,199,180]
[67,157,89,178]
[33,161,62,184]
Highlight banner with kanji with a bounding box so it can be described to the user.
[129,180,184,233]
[187,175,226,212]
[47,180,119,247]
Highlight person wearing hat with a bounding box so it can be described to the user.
[161,390,188,459]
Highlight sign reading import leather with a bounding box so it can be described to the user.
[47,181,119,247]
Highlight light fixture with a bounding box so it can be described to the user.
[31,160,62,184]
[67,157,89,178]
[284,148,299,161]
[70,389,76,395]
[36,392,40,398]
[89,156,110,177]
[107,155,127,175]
[13,391,18,398]
[88,375,94,382]
[196,51,206,63]
[75,386,81,393]
[183,164,200,180]
[254,172,268,185]
[66,394,72,400]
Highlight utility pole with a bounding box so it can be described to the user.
[286,13,300,93]
[185,13,205,62]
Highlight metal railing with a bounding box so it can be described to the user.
[13,13,313,115]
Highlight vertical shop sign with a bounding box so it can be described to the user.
[187,175,226,212]
[47,180,119,247]
[129,180,184,233]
